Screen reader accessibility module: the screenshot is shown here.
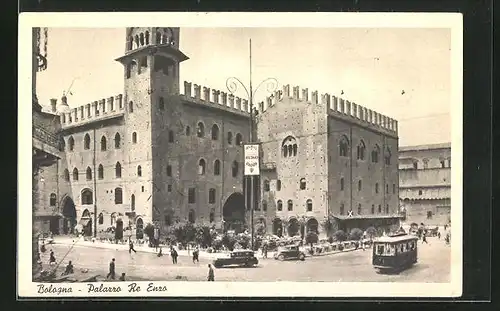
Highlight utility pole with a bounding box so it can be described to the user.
[226,39,278,250]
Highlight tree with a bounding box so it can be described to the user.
[255,222,266,236]
[365,226,377,240]
[305,231,319,246]
[333,230,347,242]
[194,224,213,248]
[349,228,364,241]
[144,223,155,240]
[221,233,237,251]
[320,216,336,236]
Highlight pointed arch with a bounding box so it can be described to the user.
[72,168,79,181]
[100,136,107,151]
[98,164,104,179]
[211,124,219,140]
[231,161,239,177]
[339,135,349,157]
[371,144,380,163]
[197,122,205,137]
[84,133,91,150]
[357,140,366,160]
[81,188,93,205]
[64,169,70,181]
[86,167,92,180]
[198,159,206,175]
[115,162,122,178]
[114,133,121,149]
[235,133,243,145]
[68,136,75,151]
[137,165,142,177]
[213,159,221,176]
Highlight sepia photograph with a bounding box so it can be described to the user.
[20,12,463,297]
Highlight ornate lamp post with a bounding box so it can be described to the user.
[225,39,278,250]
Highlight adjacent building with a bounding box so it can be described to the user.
[398,143,451,225]
[34,27,401,239]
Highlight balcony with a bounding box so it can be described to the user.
[33,124,60,150]
[261,162,277,171]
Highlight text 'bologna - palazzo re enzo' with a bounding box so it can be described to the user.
[34,27,402,240]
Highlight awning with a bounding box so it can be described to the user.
[79,218,91,226]
[333,215,403,221]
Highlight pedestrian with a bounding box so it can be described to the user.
[129,239,137,254]
[157,247,163,257]
[422,232,428,244]
[207,264,215,281]
[361,240,365,251]
[119,273,126,281]
[171,247,178,264]
[49,250,56,266]
[106,258,116,280]
[62,260,74,276]
[192,246,199,263]
[437,231,441,239]
[40,241,46,253]
[263,244,268,259]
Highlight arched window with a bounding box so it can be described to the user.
[197,122,205,138]
[287,200,293,211]
[114,133,121,149]
[386,184,389,194]
[378,205,382,213]
[276,180,282,191]
[371,145,380,163]
[81,189,93,205]
[262,201,268,211]
[282,136,298,158]
[188,209,195,223]
[156,32,161,44]
[64,169,70,181]
[98,164,104,179]
[231,161,239,177]
[132,132,137,144]
[358,180,362,191]
[357,140,366,160]
[385,147,391,165]
[306,199,313,212]
[371,204,375,214]
[413,160,418,170]
[211,124,219,140]
[110,213,117,226]
[198,159,206,175]
[168,130,174,143]
[422,158,429,169]
[115,162,122,178]
[68,136,75,151]
[209,209,215,223]
[129,101,134,113]
[227,131,233,144]
[73,168,79,181]
[358,204,362,215]
[208,188,216,204]
[340,203,345,215]
[340,177,344,191]
[393,184,396,194]
[264,180,270,192]
[375,183,379,194]
[386,204,390,214]
[277,200,283,211]
[127,36,133,50]
[185,126,191,136]
[84,134,91,150]
[59,137,65,151]
[140,33,145,46]
[100,136,107,151]
[145,31,150,44]
[235,133,243,145]
[131,194,135,211]
[49,193,57,206]
[300,178,306,190]
[137,165,142,177]
[86,167,92,180]
[114,187,123,204]
[339,135,349,157]
[135,35,139,48]
[166,165,172,177]
[213,160,221,176]
[98,213,104,224]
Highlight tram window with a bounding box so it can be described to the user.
[386,245,395,256]
[376,245,385,255]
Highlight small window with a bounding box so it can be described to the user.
[385,147,391,165]
[211,124,219,140]
[198,159,206,175]
[86,167,92,181]
[386,184,389,194]
[159,97,165,110]
[357,204,362,215]
[262,201,268,211]
[339,135,349,157]
[227,132,233,144]
[340,178,344,191]
[427,211,433,219]
[371,145,380,163]
[131,194,135,211]
[423,158,429,169]
[197,122,205,138]
[418,190,423,195]
[386,204,389,214]
[440,159,446,168]
[306,199,313,212]
[185,126,191,136]
[141,186,145,192]
[129,101,134,113]
[231,161,239,177]
[98,213,104,225]
[137,165,142,177]
[68,136,75,151]
[168,130,174,143]
[64,169,70,181]
[49,193,57,206]
[81,189,93,205]
[188,188,196,204]
[276,180,281,191]
[340,203,345,215]
[114,133,121,149]
[378,205,382,213]
[235,133,243,145]
[166,165,172,177]
[115,187,123,204]
[375,183,379,194]
[371,204,375,214]
[73,168,79,181]
[209,210,215,223]
[100,136,107,151]
[115,162,122,178]
[188,209,195,223]
[167,184,172,192]
[413,161,418,170]
[299,178,306,190]
[393,184,396,194]
[358,180,362,191]
[208,188,216,204]
[84,134,91,150]
[277,200,283,211]
[357,140,366,160]
[287,200,293,211]
[214,160,221,176]
[264,180,270,192]
[132,132,137,144]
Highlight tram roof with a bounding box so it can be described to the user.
[374,234,418,243]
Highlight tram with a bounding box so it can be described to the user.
[372,233,418,272]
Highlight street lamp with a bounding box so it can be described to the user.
[225,39,279,250]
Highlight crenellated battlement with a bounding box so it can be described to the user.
[258,84,398,135]
[60,94,125,128]
[180,81,251,117]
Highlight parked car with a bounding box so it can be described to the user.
[213,250,259,268]
[274,245,306,261]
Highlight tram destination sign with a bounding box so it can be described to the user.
[244,144,260,176]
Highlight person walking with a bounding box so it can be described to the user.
[157,247,163,257]
[49,250,56,266]
[422,232,428,244]
[129,239,137,254]
[106,258,116,280]
[207,264,215,281]
[171,247,178,264]
[192,246,199,263]
[263,244,268,259]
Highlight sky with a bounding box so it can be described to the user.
[36,27,452,147]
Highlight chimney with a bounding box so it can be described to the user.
[50,99,57,113]
[61,95,68,106]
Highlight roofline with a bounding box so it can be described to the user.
[399,142,451,152]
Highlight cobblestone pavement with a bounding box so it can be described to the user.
[38,237,450,282]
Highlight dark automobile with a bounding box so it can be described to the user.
[213,250,259,268]
[274,245,306,261]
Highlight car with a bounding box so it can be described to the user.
[213,250,259,268]
[274,245,306,261]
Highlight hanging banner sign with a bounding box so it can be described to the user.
[244,144,260,176]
